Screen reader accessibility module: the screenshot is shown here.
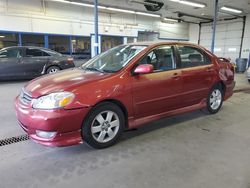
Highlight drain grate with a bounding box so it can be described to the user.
[0,134,29,147]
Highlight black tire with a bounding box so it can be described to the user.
[82,102,125,149]
[206,84,224,114]
[46,66,60,74]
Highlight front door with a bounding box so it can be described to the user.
[131,45,182,119]
[0,47,23,79]
[21,48,50,77]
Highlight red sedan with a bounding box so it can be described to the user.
[15,42,235,149]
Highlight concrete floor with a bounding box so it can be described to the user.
[0,74,250,188]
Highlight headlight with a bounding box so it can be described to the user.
[32,92,75,110]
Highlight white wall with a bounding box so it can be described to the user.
[0,0,189,40]
[241,15,250,59]
[189,16,250,61]
[188,23,199,44]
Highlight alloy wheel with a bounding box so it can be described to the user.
[48,68,59,74]
[209,89,222,110]
[91,111,120,143]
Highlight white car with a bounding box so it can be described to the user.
[247,67,250,83]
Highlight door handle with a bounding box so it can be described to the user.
[172,72,180,79]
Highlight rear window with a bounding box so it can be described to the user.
[26,48,50,57]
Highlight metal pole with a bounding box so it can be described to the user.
[239,16,246,58]
[211,0,219,53]
[198,22,201,45]
[94,0,99,56]
[18,33,22,46]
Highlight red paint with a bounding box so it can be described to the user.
[14,42,235,147]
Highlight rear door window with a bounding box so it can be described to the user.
[177,46,211,68]
[26,49,50,57]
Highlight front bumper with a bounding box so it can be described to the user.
[224,80,235,101]
[15,97,90,147]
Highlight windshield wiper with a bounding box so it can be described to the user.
[84,67,105,73]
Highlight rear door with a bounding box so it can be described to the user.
[131,45,183,119]
[177,45,216,107]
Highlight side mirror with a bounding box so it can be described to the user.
[134,64,154,74]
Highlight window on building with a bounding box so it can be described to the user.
[101,36,123,52]
[71,36,91,60]
[49,36,70,54]
[22,34,44,47]
[177,46,211,68]
[0,33,19,49]
[127,37,135,44]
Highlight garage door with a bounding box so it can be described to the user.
[200,19,243,61]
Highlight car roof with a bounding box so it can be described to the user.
[129,41,199,47]
[0,46,62,54]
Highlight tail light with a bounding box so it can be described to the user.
[67,57,74,64]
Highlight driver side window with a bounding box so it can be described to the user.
[139,46,176,72]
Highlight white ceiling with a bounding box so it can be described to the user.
[83,0,250,22]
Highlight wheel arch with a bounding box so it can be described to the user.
[211,81,226,96]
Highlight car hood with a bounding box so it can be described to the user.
[25,68,111,98]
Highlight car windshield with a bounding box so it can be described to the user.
[82,45,147,73]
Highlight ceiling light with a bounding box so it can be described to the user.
[163,18,179,22]
[49,0,94,7]
[169,0,206,8]
[106,7,135,14]
[220,6,242,14]
[135,12,161,17]
[214,48,222,52]
[48,0,160,18]
[228,48,237,52]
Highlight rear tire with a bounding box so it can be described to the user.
[206,84,223,114]
[46,66,60,74]
[82,102,125,149]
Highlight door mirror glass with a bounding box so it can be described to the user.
[134,64,154,74]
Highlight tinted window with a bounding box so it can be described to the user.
[178,46,210,68]
[139,46,175,71]
[26,49,50,57]
[0,48,22,58]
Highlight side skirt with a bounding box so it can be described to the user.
[128,99,207,129]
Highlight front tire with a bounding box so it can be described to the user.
[46,66,60,74]
[82,102,125,149]
[206,84,223,114]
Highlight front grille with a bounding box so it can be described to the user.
[19,88,33,105]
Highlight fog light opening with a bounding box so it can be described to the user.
[36,130,57,139]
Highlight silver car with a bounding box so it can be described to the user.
[247,66,250,83]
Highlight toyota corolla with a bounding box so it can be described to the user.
[15,42,235,149]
